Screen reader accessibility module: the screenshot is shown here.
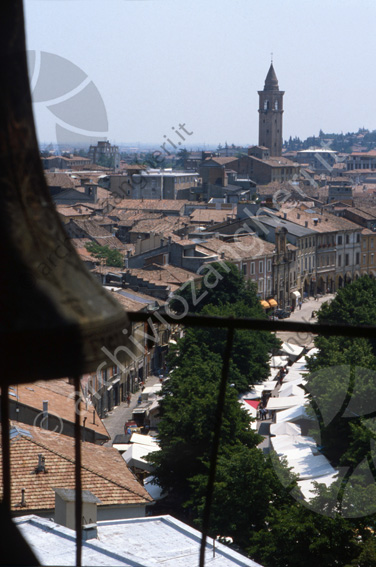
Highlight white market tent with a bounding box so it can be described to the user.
[275,404,311,423]
[270,355,289,368]
[266,395,307,411]
[278,383,306,398]
[280,342,305,360]
[142,384,162,397]
[297,473,338,501]
[130,433,159,447]
[271,435,318,455]
[270,422,301,436]
[239,400,258,430]
[122,443,160,473]
[268,368,281,380]
[282,368,308,383]
[271,435,336,480]
[143,475,165,500]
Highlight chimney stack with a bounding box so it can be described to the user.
[42,401,48,430]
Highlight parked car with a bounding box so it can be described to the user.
[274,309,291,319]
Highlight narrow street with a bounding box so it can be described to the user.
[276,293,335,347]
[102,373,161,446]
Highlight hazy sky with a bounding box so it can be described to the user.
[24,0,376,148]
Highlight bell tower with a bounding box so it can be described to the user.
[258,62,284,157]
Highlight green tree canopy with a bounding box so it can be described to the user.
[84,242,123,267]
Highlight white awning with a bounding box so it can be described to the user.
[291,290,301,298]
[270,422,301,436]
[270,355,289,368]
[266,395,307,411]
[280,342,304,359]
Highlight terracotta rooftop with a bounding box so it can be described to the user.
[1,424,152,513]
[56,205,94,218]
[45,172,80,189]
[203,156,239,166]
[113,199,194,212]
[279,207,362,232]
[10,379,109,440]
[126,264,201,288]
[197,236,275,261]
[190,209,237,224]
[68,219,125,250]
[129,217,190,235]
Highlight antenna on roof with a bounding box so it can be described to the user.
[271,52,273,64]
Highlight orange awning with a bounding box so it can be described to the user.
[268,298,278,308]
[260,300,270,309]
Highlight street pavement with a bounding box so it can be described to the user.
[257,293,335,451]
[276,293,335,348]
[102,373,161,446]
[101,295,335,448]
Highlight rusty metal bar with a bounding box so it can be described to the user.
[199,327,234,567]
[74,376,82,567]
[127,310,376,339]
[1,386,10,512]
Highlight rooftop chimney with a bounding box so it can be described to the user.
[305,221,308,228]
[35,454,46,474]
[42,400,48,429]
[54,489,101,536]
[313,218,318,226]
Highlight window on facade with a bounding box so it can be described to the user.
[356,252,360,265]
[372,239,374,249]
[259,261,263,273]
[258,279,263,292]
[345,254,349,266]
[250,262,255,275]
[372,254,374,265]
[338,235,343,245]
[363,240,367,249]
[305,257,307,270]
[357,234,360,243]
[267,259,272,272]
[346,234,350,245]
[242,264,247,276]
[338,255,342,267]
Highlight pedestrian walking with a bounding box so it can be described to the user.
[299,300,302,310]
[126,393,131,407]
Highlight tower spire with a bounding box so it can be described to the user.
[258,62,284,157]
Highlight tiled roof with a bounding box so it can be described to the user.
[56,205,94,217]
[1,424,152,512]
[129,217,190,235]
[279,207,362,232]
[11,379,109,440]
[45,172,80,189]
[69,220,125,250]
[204,157,239,166]
[197,236,275,260]
[127,265,201,287]
[250,155,298,168]
[114,199,193,212]
[190,209,237,223]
